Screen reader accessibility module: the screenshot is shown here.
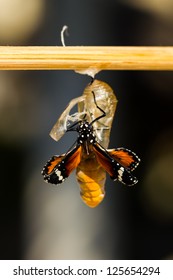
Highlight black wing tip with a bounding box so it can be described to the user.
[112,165,139,186]
[113,176,138,186]
[41,161,66,185]
[42,172,65,185]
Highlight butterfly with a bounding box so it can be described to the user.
[42,90,140,208]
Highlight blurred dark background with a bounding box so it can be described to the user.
[0,0,173,260]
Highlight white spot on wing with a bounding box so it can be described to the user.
[118,166,124,182]
[55,169,64,181]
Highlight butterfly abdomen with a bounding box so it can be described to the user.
[76,156,106,208]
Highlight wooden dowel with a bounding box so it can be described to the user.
[0,46,173,70]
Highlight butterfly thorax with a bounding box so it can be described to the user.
[77,121,96,146]
[76,121,96,156]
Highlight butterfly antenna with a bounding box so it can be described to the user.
[90,91,106,125]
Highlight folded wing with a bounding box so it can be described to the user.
[42,145,82,184]
[93,143,140,186]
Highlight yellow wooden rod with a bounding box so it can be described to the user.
[0,46,173,70]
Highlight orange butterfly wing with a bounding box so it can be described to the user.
[45,155,64,175]
[108,148,140,171]
[93,143,139,186]
[42,145,82,184]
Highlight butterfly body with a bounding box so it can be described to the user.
[75,121,106,207]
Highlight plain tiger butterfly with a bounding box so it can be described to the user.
[42,81,140,207]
